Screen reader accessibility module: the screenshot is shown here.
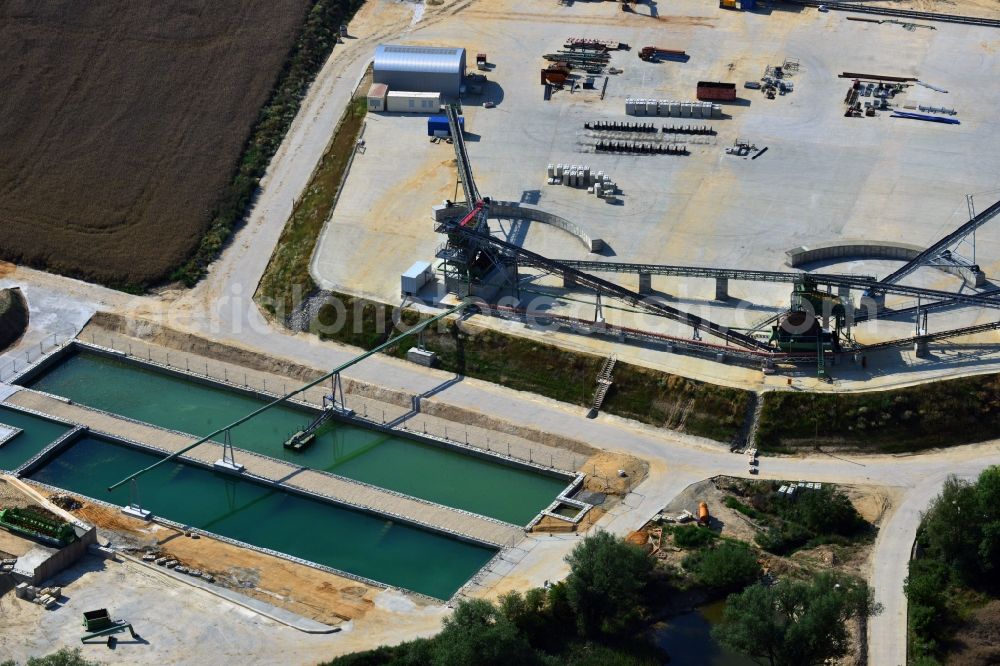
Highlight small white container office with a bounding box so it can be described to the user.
[386,91,442,114]
[401,261,434,296]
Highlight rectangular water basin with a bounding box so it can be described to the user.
[23,348,570,525]
[0,404,73,472]
[28,434,497,600]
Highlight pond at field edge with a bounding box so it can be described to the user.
[652,600,757,666]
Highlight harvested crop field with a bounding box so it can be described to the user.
[0,0,311,287]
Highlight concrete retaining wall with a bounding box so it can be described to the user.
[786,240,923,266]
[786,240,985,286]
[489,201,604,253]
[433,201,604,253]
[13,525,97,585]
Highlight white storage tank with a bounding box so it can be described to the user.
[386,91,442,113]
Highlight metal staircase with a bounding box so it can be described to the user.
[588,355,617,418]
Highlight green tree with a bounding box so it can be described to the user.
[975,466,1000,582]
[430,598,538,666]
[684,542,761,592]
[787,487,866,537]
[563,531,654,638]
[921,476,982,583]
[904,557,953,653]
[714,574,880,666]
[497,588,555,648]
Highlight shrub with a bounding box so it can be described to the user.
[755,521,812,555]
[683,542,761,592]
[671,525,716,549]
[781,487,866,537]
[724,496,766,521]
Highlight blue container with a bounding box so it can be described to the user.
[427,115,464,137]
[740,0,755,9]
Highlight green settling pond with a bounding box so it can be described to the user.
[0,405,72,471]
[25,351,567,524]
[29,435,496,599]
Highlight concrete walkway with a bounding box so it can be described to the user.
[6,390,523,547]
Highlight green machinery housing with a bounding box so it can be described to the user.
[0,507,77,546]
[770,281,851,377]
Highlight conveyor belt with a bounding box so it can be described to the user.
[446,104,480,206]
[552,259,871,285]
[441,222,772,350]
[545,258,1000,309]
[880,198,1000,285]
[488,306,830,364]
[859,319,1000,351]
[854,287,1000,324]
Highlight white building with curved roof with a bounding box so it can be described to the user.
[373,45,466,97]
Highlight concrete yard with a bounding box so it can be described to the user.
[312,0,1000,382]
[0,554,449,666]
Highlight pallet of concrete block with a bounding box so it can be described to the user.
[545,164,616,197]
[673,101,721,119]
[626,98,721,118]
[625,98,659,116]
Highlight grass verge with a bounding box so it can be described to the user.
[288,294,750,442]
[757,375,1000,453]
[256,92,368,314]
